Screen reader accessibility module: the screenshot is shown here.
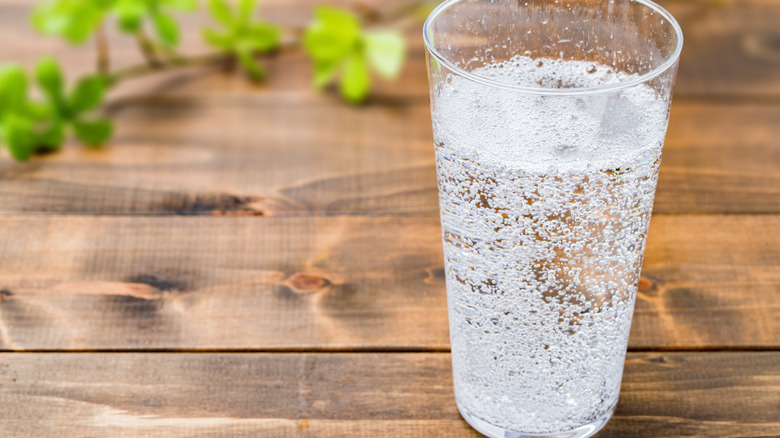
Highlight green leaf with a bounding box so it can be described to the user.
[34,120,67,151]
[2,115,35,161]
[313,60,341,89]
[203,28,234,50]
[0,64,29,117]
[163,0,198,12]
[237,0,258,25]
[244,22,280,52]
[340,52,370,103]
[25,101,56,120]
[151,11,180,46]
[70,76,108,114]
[113,0,145,33]
[365,31,406,79]
[207,0,234,26]
[236,48,265,82]
[304,6,361,63]
[314,6,361,38]
[205,0,278,55]
[32,0,105,44]
[35,57,65,103]
[73,118,113,147]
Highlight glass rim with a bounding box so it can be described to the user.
[422,0,684,96]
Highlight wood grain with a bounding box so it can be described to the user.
[0,352,778,437]
[654,102,780,214]
[0,101,778,215]
[0,214,776,351]
[0,100,438,216]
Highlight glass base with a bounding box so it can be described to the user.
[456,403,615,438]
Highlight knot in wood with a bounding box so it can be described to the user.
[637,277,654,292]
[289,273,331,293]
[743,32,780,64]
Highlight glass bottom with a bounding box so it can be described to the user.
[456,402,615,438]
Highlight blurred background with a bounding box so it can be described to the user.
[0,0,777,216]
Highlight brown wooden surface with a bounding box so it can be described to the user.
[0,101,778,215]
[1,352,778,437]
[0,0,779,436]
[0,214,777,351]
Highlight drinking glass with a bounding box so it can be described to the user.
[423,0,682,436]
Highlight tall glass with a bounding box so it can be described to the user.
[424,1,682,437]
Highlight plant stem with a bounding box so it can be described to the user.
[135,30,163,68]
[108,52,230,85]
[95,24,110,74]
[356,0,434,26]
[102,2,419,88]
[108,39,300,85]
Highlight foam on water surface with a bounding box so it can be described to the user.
[433,56,667,173]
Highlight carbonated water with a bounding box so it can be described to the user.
[433,56,668,434]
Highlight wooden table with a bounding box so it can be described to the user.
[1,1,779,436]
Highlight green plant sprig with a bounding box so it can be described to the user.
[203,0,281,82]
[0,0,434,162]
[0,59,111,161]
[304,6,406,103]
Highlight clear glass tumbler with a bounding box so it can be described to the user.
[423,1,682,436]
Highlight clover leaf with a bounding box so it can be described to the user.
[112,0,197,47]
[2,114,36,162]
[113,0,145,33]
[73,119,114,147]
[0,59,113,161]
[203,0,281,82]
[0,65,36,160]
[341,52,370,103]
[33,0,196,48]
[304,6,406,103]
[35,57,65,102]
[34,58,114,149]
[32,0,106,44]
[365,31,405,79]
[70,76,109,114]
[0,65,29,117]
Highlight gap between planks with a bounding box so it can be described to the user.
[3,346,780,354]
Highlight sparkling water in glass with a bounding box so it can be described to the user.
[423,1,682,436]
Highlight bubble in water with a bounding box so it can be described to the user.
[553,144,577,157]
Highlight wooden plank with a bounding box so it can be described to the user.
[0,101,778,215]
[0,214,777,350]
[632,214,780,349]
[0,215,450,351]
[0,100,438,216]
[655,102,780,214]
[0,0,779,100]
[0,352,778,437]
